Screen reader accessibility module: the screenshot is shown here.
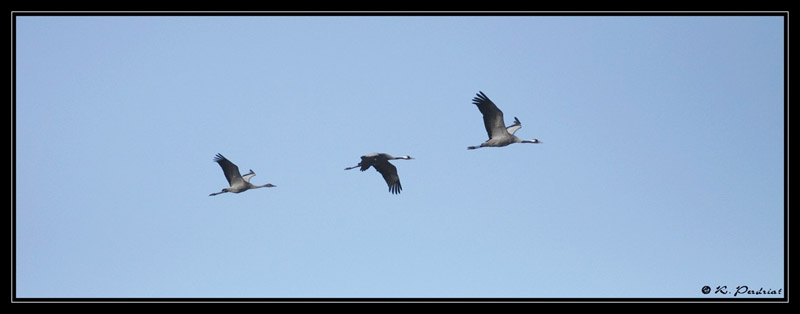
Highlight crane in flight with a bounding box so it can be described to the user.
[345,153,413,195]
[209,153,276,196]
[467,91,541,150]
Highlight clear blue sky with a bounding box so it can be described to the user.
[15,15,785,298]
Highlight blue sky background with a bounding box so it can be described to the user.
[15,15,784,298]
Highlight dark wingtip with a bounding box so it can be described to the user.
[472,91,489,105]
[389,182,403,195]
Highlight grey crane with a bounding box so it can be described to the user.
[467,91,540,150]
[345,153,414,194]
[209,153,276,196]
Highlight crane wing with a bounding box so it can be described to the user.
[359,154,377,171]
[473,91,508,139]
[506,117,522,135]
[373,160,402,194]
[241,169,256,182]
[214,153,243,186]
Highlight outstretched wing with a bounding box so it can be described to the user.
[241,169,256,182]
[373,160,402,194]
[473,91,508,139]
[213,153,242,186]
[359,154,378,172]
[506,117,522,135]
